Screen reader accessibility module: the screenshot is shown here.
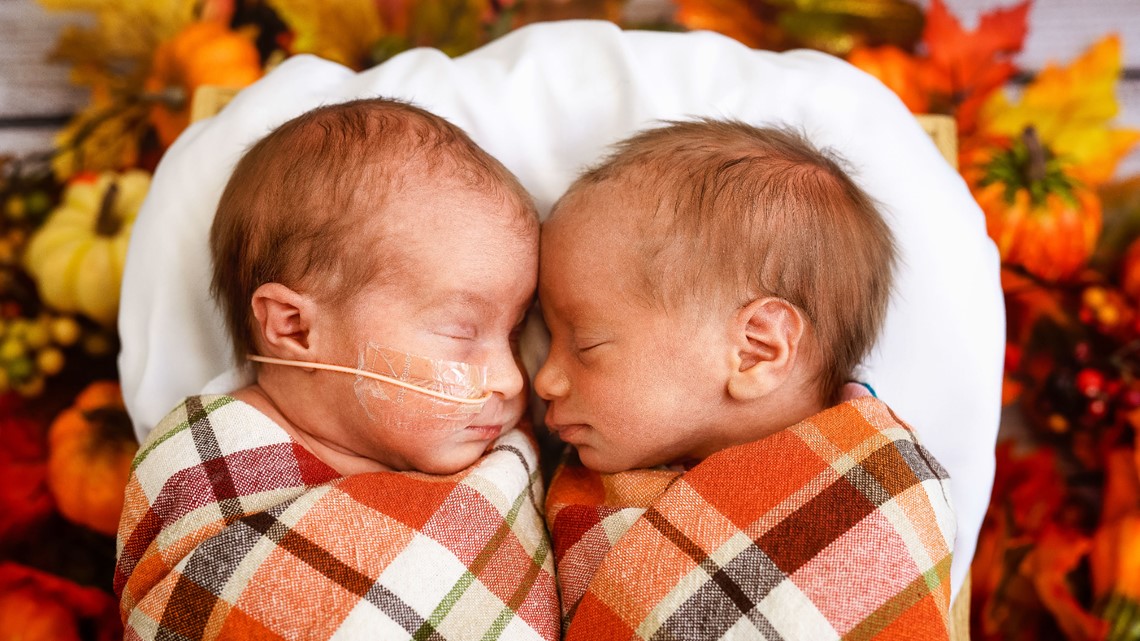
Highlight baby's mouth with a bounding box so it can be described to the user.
[549,423,589,442]
[464,424,503,440]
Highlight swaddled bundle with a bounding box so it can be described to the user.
[546,397,955,641]
[116,395,559,640]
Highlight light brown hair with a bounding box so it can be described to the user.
[210,97,536,361]
[552,119,897,404]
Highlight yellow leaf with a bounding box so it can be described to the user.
[267,0,384,69]
[978,35,1140,185]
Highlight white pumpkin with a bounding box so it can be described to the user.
[24,170,150,326]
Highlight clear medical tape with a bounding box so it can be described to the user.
[248,345,491,431]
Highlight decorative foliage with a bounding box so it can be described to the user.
[38,0,201,178]
[848,0,1030,134]
[673,0,925,56]
[145,21,262,147]
[979,36,1140,186]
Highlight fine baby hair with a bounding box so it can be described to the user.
[209,97,534,429]
[553,119,898,404]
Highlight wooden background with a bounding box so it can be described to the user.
[2,0,1139,176]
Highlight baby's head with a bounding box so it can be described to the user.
[536,120,896,472]
[211,98,538,474]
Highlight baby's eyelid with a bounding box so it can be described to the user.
[439,324,478,339]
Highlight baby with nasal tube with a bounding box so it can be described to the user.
[215,98,539,474]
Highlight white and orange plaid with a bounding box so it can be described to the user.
[116,395,559,640]
[546,396,956,641]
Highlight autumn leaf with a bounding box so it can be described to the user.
[922,0,1030,133]
[38,0,201,178]
[979,35,1140,186]
[266,0,384,69]
[847,45,949,113]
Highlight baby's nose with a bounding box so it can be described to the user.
[486,348,525,399]
[534,359,568,401]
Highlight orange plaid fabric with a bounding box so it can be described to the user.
[116,395,559,640]
[546,396,956,641]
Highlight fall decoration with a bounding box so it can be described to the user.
[673,0,924,56]
[0,399,54,542]
[978,36,1140,188]
[46,382,136,536]
[965,128,1102,282]
[144,21,262,147]
[4,1,1140,639]
[23,170,150,327]
[848,0,1030,135]
[0,562,121,641]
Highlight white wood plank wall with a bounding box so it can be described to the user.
[2,0,1139,174]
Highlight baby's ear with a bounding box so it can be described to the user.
[726,297,807,401]
[250,283,317,357]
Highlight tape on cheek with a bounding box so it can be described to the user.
[353,343,491,431]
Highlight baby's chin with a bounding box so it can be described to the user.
[403,431,508,475]
[575,443,675,474]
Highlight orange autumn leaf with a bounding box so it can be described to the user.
[923,0,1030,133]
[980,35,1140,186]
[847,45,948,113]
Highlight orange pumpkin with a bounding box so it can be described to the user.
[964,128,1102,282]
[144,21,262,147]
[46,381,137,536]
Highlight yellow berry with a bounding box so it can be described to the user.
[24,322,50,350]
[36,347,64,376]
[49,317,80,347]
[4,196,25,221]
[15,375,44,397]
[0,338,24,361]
[0,369,8,393]
[1083,287,1108,310]
[7,356,31,382]
[7,320,26,340]
[1098,305,1120,327]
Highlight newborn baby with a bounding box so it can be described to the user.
[539,120,957,640]
[116,98,558,641]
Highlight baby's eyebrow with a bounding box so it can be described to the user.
[432,290,497,317]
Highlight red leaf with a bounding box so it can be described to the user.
[923,0,1031,132]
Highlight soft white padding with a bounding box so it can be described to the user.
[119,20,1003,599]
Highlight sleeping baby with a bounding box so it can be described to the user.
[115,98,558,640]
[538,119,958,640]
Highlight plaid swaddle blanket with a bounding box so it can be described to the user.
[546,397,956,641]
[115,395,559,640]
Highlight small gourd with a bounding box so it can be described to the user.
[24,171,150,327]
[964,128,1101,282]
[46,381,137,536]
[145,21,263,147]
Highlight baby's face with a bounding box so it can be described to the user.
[535,203,732,473]
[319,184,537,474]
